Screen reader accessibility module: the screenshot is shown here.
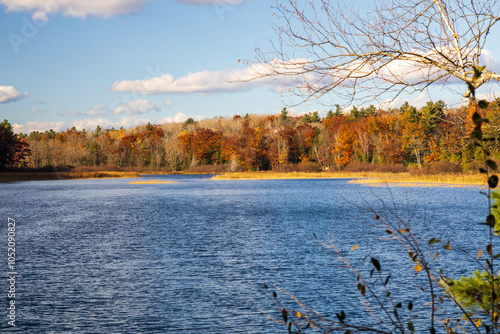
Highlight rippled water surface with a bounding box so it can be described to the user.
[0,175,490,333]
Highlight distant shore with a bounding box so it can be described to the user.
[0,169,218,182]
[211,171,486,186]
[0,171,140,182]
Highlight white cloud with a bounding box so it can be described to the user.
[32,107,48,113]
[458,91,500,106]
[161,112,204,123]
[86,104,107,116]
[380,93,431,110]
[475,92,500,101]
[111,49,500,101]
[111,71,248,95]
[382,88,500,111]
[110,60,309,95]
[58,110,82,116]
[72,118,115,130]
[0,0,149,21]
[480,50,500,73]
[110,99,158,115]
[284,107,301,117]
[13,120,67,134]
[31,10,49,21]
[67,117,153,131]
[0,86,23,103]
[327,52,454,88]
[54,100,160,118]
[318,47,500,95]
[13,113,206,134]
[376,48,500,87]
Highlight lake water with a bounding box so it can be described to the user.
[0,175,491,333]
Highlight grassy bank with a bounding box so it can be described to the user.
[211,171,486,186]
[211,171,389,180]
[0,171,140,182]
[348,173,485,187]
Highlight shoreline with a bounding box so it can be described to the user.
[0,171,141,182]
[210,171,486,186]
[0,170,217,182]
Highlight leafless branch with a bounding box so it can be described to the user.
[253,0,500,106]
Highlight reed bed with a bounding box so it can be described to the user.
[212,171,398,180]
[348,173,486,186]
[355,182,482,188]
[0,171,140,182]
[212,171,486,186]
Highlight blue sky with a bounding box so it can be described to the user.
[1,0,500,134]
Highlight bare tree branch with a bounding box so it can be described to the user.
[253,0,500,106]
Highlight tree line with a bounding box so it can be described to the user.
[2,99,500,172]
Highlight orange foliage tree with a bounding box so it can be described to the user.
[190,128,223,165]
[332,123,356,167]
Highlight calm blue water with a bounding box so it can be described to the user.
[0,175,490,333]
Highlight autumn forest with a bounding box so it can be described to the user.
[2,99,500,174]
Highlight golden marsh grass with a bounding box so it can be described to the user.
[348,173,485,187]
[211,171,392,180]
[353,181,482,188]
[212,171,486,187]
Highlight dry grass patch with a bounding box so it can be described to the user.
[212,171,486,186]
[358,182,479,188]
[129,180,179,184]
[212,171,402,180]
[349,173,486,187]
[65,172,140,180]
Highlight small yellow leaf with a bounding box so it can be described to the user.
[415,264,422,272]
[352,244,358,251]
[478,249,483,259]
[296,311,301,318]
[475,318,482,327]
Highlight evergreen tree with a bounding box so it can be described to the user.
[280,107,289,120]
[310,111,321,122]
[0,119,30,169]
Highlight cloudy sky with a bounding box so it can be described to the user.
[1,0,500,134]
